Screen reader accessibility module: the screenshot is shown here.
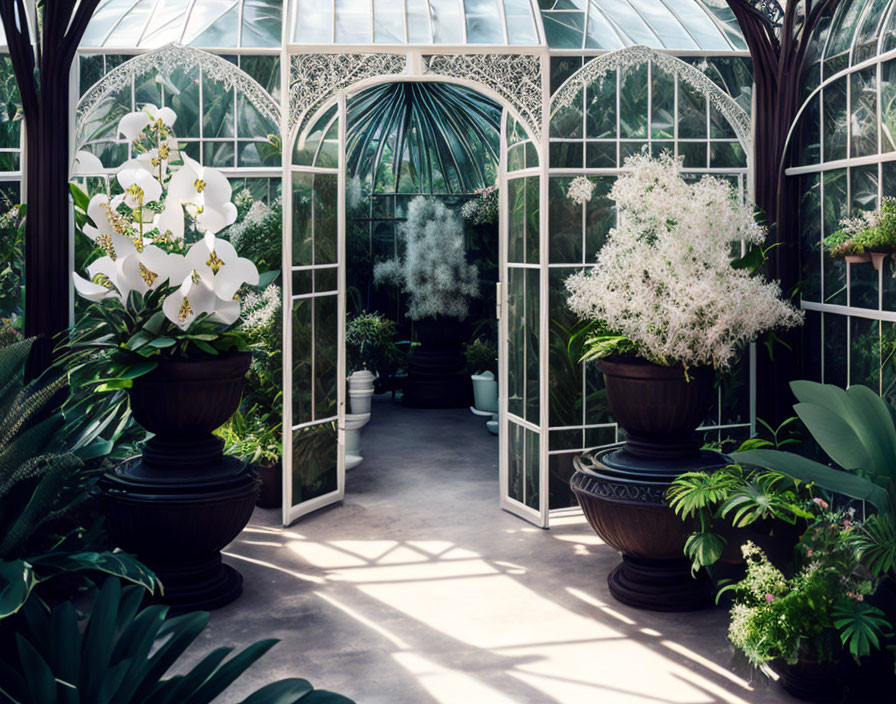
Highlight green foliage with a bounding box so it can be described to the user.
[460,187,499,226]
[464,337,497,376]
[238,282,283,438]
[0,202,24,341]
[727,509,884,668]
[733,381,896,530]
[216,408,281,465]
[667,455,813,573]
[0,577,354,704]
[345,312,401,376]
[832,599,892,660]
[223,196,282,275]
[0,339,159,619]
[854,512,896,577]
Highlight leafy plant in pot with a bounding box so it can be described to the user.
[731,380,896,696]
[374,197,479,408]
[345,312,400,415]
[464,337,498,415]
[565,152,803,611]
[68,104,260,612]
[823,199,896,270]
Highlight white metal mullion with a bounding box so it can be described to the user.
[587,4,629,48]
[539,47,551,527]
[655,0,702,51]
[100,0,145,46]
[369,0,375,43]
[458,0,467,44]
[424,0,436,44]
[238,0,245,47]
[582,1,591,52]
[404,0,410,44]
[495,0,509,46]
[878,1,896,56]
[337,90,347,500]
[281,42,293,525]
[180,0,201,45]
[137,0,165,47]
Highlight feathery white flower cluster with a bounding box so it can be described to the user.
[374,197,479,320]
[566,176,595,206]
[565,152,803,369]
[240,283,281,333]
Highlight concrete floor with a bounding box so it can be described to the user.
[204,395,796,704]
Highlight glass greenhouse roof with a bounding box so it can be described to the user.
[76,0,746,51]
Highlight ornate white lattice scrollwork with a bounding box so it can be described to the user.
[551,45,752,155]
[424,54,542,141]
[76,44,280,142]
[289,53,406,140]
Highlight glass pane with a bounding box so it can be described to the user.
[292,298,312,423]
[508,177,525,263]
[524,427,540,510]
[882,60,896,154]
[508,266,525,419]
[822,169,847,305]
[800,173,822,303]
[292,173,313,265]
[335,0,372,43]
[508,421,524,503]
[620,62,648,139]
[464,0,503,44]
[549,267,583,427]
[549,178,581,264]
[241,0,285,48]
[314,294,339,419]
[525,267,540,425]
[504,0,537,44]
[678,81,707,139]
[823,313,848,388]
[823,78,848,162]
[586,70,616,139]
[314,173,338,265]
[374,0,405,43]
[430,0,464,43]
[292,422,338,504]
[851,316,881,390]
[294,0,333,42]
[851,67,878,158]
[651,65,674,139]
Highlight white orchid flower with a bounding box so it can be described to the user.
[162,271,217,330]
[186,232,259,300]
[83,194,137,260]
[117,245,185,295]
[196,201,238,235]
[71,150,104,176]
[118,103,177,143]
[168,156,232,211]
[117,159,163,209]
[72,256,129,302]
[152,200,185,243]
[136,137,181,181]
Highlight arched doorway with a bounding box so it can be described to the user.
[282,69,548,527]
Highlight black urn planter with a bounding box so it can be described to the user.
[771,659,846,703]
[100,351,259,613]
[403,317,471,408]
[571,358,724,611]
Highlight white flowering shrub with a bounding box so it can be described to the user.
[566,176,595,206]
[374,197,479,320]
[565,152,803,370]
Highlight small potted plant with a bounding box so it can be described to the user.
[216,408,282,508]
[346,312,400,415]
[464,337,498,415]
[823,201,896,269]
[69,104,260,610]
[374,197,479,408]
[725,506,891,702]
[565,152,803,610]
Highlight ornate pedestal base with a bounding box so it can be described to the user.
[572,447,724,612]
[100,453,259,613]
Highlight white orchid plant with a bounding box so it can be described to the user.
[69,104,259,379]
[565,152,803,371]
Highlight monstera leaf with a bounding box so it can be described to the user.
[733,381,896,515]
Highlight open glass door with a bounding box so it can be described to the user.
[499,112,547,527]
[283,99,347,525]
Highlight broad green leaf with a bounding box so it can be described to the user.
[792,402,871,472]
[733,449,892,513]
[0,559,36,619]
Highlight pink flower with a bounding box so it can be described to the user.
[812,498,829,509]
[765,593,775,603]
[807,549,813,557]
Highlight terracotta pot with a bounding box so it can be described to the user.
[871,251,892,271]
[101,351,259,613]
[844,253,872,264]
[597,358,715,459]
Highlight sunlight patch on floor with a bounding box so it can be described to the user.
[392,652,519,704]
